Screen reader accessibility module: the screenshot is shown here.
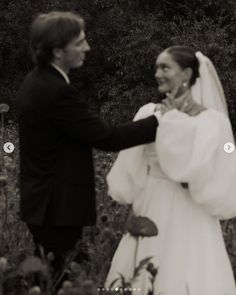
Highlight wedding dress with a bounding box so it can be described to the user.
[105,103,236,295]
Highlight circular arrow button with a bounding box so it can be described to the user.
[3,142,15,154]
[224,142,235,154]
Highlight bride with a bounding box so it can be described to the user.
[105,46,236,295]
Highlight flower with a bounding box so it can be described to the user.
[4,162,15,171]
[81,280,96,295]
[110,200,117,208]
[125,216,158,237]
[70,261,81,274]
[115,210,122,219]
[101,227,114,240]
[146,262,158,278]
[0,104,9,113]
[59,287,83,295]
[57,289,65,295]
[20,256,47,275]
[116,230,122,239]
[100,214,108,223]
[3,156,13,164]
[0,175,7,187]
[46,252,55,262]
[0,257,8,272]
[62,280,73,289]
[28,286,41,295]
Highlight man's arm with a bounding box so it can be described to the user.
[51,85,158,151]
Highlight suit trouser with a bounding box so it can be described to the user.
[27,223,83,275]
[26,197,86,276]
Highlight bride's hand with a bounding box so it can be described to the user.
[154,102,174,114]
[165,82,184,104]
[156,83,191,114]
[166,84,193,112]
[168,85,207,116]
[155,83,206,116]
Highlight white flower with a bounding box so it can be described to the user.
[0,257,8,272]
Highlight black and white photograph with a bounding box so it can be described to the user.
[0,1,236,294]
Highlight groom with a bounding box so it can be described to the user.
[17,11,161,274]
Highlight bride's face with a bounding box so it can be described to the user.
[155,51,186,94]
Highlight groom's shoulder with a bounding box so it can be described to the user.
[20,66,78,95]
[18,64,87,108]
[18,67,83,111]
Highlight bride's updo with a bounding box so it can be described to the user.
[165,46,200,87]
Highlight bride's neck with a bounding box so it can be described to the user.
[176,86,189,97]
[171,88,192,109]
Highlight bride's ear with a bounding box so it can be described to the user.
[183,67,193,85]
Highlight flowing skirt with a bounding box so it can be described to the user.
[105,174,236,295]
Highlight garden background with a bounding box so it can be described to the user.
[0,0,236,294]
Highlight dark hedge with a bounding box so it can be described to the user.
[0,0,235,129]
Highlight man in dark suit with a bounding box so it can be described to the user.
[17,11,161,275]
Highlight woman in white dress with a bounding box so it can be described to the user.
[105,46,236,295]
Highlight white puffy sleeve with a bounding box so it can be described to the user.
[156,109,236,219]
[106,103,157,204]
[106,145,147,204]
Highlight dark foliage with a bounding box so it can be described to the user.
[0,0,235,128]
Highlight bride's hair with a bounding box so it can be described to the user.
[166,46,200,86]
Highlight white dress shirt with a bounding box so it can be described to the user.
[50,63,70,84]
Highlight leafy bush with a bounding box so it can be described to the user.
[0,0,235,127]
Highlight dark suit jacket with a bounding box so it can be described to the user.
[17,65,158,227]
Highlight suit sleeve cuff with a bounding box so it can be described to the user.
[153,110,162,123]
